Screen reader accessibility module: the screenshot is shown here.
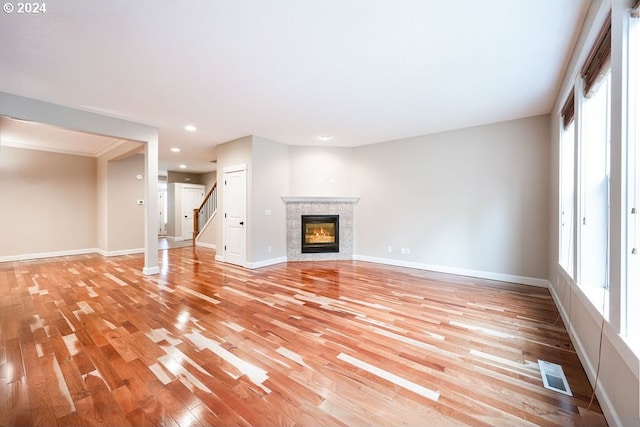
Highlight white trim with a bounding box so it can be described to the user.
[281,196,360,204]
[94,139,129,157]
[246,256,287,269]
[165,236,181,242]
[353,254,549,288]
[1,139,95,157]
[195,242,216,250]
[0,248,98,263]
[215,254,225,262]
[223,163,247,173]
[98,248,145,257]
[0,138,127,158]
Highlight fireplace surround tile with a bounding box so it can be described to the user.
[282,197,359,261]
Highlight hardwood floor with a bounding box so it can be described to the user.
[0,247,608,426]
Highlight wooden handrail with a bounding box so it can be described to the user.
[197,182,217,212]
[193,183,217,240]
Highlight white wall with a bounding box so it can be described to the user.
[352,115,550,282]
[0,146,97,258]
[289,146,353,196]
[251,136,289,264]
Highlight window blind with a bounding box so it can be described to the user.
[581,15,612,97]
[561,89,575,129]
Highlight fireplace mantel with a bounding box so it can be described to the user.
[281,196,360,204]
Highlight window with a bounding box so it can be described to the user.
[573,15,612,305]
[624,6,639,346]
[560,92,575,276]
[579,71,611,294]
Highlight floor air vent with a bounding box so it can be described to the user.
[538,360,573,396]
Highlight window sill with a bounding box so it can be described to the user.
[578,284,609,320]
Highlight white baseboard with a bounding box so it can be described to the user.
[548,282,624,427]
[353,254,549,288]
[96,248,145,257]
[143,266,160,275]
[246,256,287,269]
[215,254,224,262]
[195,242,216,250]
[166,236,179,242]
[0,248,98,263]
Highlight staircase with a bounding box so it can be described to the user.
[193,183,217,239]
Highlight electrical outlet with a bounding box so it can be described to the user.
[406,248,411,254]
[268,246,272,253]
[387,245,392,253]
[401,248,406,254]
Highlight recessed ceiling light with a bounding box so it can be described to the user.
[317,135,333,141]
[185,125,197,132]
[170,147,181,153]
[179,164,187,169]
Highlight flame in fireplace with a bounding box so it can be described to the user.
[305,224,335,244]
[313,227,330,236]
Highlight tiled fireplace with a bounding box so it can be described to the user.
[282,196,359,261]
[301,214,339,253]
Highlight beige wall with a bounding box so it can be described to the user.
[352,115,550,281]
[200,171,217,195]
[106,154,145,252]
[195,211,218,248]
[97,152,108,252]
[167,183,181,239]
[168,171,202,184]
[251,136,289,263]
[0,146,97,258]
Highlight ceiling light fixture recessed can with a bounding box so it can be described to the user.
[185,125,197,132]
[179,164,187,169]
[317,135,333,141]
[170,147,181,153]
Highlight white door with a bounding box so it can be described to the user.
[182,187,205,240]
[223,165,247,266]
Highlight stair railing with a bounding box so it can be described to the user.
[193,183,217,239]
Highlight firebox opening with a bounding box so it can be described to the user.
[301,215,339,253]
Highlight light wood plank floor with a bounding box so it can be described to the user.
[0,247,608,426]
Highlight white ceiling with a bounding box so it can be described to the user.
[0,0,589,174]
